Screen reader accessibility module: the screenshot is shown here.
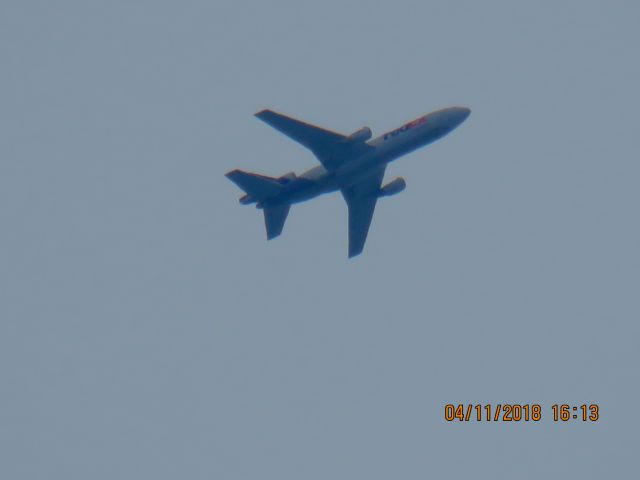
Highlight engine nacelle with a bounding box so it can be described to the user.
[378,177,406,197]
[347,126,372,143]
[239,194,255,204]
[278,172,296,184]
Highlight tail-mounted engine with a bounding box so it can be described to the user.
[239,194,255,204]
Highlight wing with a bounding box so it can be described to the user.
[341,166,386,258]
[256,109,374,170]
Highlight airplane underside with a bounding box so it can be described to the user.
[226,106,470,257]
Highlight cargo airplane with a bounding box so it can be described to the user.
[226,106,471,257]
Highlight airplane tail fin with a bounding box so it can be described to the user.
[225,169,283,202]
[225,169,291,240]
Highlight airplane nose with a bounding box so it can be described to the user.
[448,106,471,127]
[456,107,471,121]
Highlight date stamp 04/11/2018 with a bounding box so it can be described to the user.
[444,404,600,423]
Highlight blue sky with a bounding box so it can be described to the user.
[1,1,639,478]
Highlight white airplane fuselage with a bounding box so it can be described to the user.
[262,106,471,207]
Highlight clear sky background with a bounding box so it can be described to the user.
[1,1,639,478]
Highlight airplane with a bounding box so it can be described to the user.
[225,106,471,257]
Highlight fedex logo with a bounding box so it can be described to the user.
[383,115,427,140]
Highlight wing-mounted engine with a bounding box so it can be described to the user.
[377,177,406,197]
[278,172,297,184]
[347,127,372,143]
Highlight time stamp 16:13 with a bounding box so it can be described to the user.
[444,404,600,422]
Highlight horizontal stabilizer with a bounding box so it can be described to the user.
[264,204,290,240]
[225,169,282,201]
